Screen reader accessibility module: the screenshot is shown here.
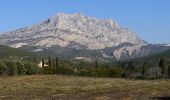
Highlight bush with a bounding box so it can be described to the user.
[56,66,75,75]
[108,67,124,77]
[0,60,42,76]
[145,67,161,79]
[0,61,7,75]
[77,67,123,78]
[24,62,41,75]
[45,67,56,74]
[5,61,18,76]
[16,62,26,75]
[77,69,89,76]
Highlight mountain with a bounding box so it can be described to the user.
[0,13,169,60]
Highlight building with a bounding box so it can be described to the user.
[38,61,48,68]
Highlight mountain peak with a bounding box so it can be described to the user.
[0,13,150,60]
[0,13,146,48]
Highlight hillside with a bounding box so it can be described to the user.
[147,49,170,59]
[133,49,170,63]
[0,45,34,60]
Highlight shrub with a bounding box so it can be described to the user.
[24,62,41,75]
[0,61,7,75]
[108,67,124,78]
[145,67,161,79]
[56,66,75,75]
[77,69,89,76]
[5,61,18,76]
[16,62,26,75]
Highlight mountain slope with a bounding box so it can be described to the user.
[0,45,33,60]
[139,49,170,62]
[0,13,169,60]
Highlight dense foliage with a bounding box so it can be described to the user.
[0,45,170,79]
[0,60,41,76]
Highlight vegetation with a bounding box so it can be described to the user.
[0,45,170,99]
[0,50,170,79]
[0,45,33,60]
[0,75,169,100]
[0,44,170,80]
[0,60,41,76]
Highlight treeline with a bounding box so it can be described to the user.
[0,56,170,80]
[0,60,41,76]
[116,57,170,79]
[41,56,124,78]
[0,58,124,78]
[40,56,170,79]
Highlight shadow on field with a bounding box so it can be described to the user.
[151,96,170,100]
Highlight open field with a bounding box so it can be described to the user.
[0,75,169,100]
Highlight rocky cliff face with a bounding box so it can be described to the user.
[0,13,168,60]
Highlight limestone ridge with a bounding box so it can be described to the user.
[0,13,168,60]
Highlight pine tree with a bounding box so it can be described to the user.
[127,61,135,70]
[142,63,147,79]
[168,65,170,79]
[105,63,109,77]
[42,58,44,68]
[55,57,59,74]
[34,55,37,63]
[95,59,98,69]
[52,59,55,67]
[159,58,165,75]
[48,56,51,68]
[56,57,59,68]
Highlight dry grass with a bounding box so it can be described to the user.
[0,75,169,100]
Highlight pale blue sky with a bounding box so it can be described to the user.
[0,0,170,44]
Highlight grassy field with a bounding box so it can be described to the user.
[0,75,169,100]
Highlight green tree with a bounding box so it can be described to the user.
[56,57,59,67]
[52,59,55,67]
[24,62,39,75]
[168,65,170,79]
[105,63,109,77]
[127,61,135,70]
[42,58,44,68]
[142,62,147,79]
[95,59,98,69]
[16,62,26,75]
[55,57,59,73]
[0,61,7,75]
[159,58,165,75]
[34,55,37,63]
[5,61,18,76]
[48,56,51,68]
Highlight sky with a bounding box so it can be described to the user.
[0,0,170,44]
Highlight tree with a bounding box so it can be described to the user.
[56,57,59,68]
[105,63,109,77]
[42,58,44,68]
[142,62,147,79]
[48,56,51,68]
[24,62,40,75]
[34,55,37,63]
[0,61,7,75]
[168,65,170,79]
[159,58,165,75]
[16,62,26,75]
[5,61,18,76]
[127,61,135,70]
[95,59,98,69]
